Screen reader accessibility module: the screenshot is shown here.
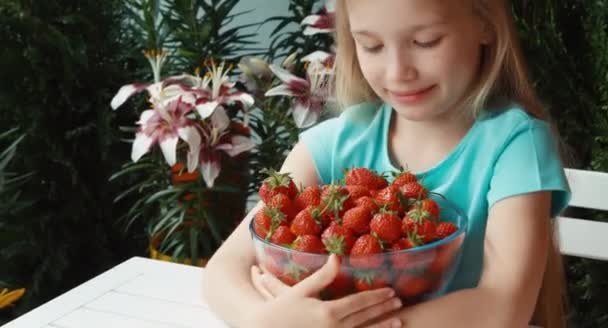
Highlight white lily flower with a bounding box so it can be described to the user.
[301,0,336,35]
[265,60,334,128]
[197,107,255,187]
[132,97,201,171]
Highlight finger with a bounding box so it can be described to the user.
[364,316,403,328]
[342,297,402,328]
[251,266,274,300]
[259,270,290,297]
[329,287,395,319]
[294,254,340,296]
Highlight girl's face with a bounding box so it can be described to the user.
[347,0,488,122]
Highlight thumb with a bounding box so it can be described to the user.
[293,254,340,297]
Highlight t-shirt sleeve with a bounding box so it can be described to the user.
[486,119,571,217]
[299,118,340,184]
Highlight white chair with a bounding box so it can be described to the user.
[558,168,608,260]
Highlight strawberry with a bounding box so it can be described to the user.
[269,225,296,246]
[344,168,388,190]
[399,181,428,200]
[254,206,286,239]
[402,217,436,244]
[343,185,370,209]
[427,241,460,274]
[394,274,431,299]
[321,223,356,255]
[293,185,321,211]
[290,206,322,236]
[354,196,379,214]
[319,185,349,224]
[435,222,458,240]
[291,235,327,268]
[342,206,373,235]
[325,269,353,299]
[387,238,418,268]
[353,270,391,292]
[268,193,297,221]
[370,211,402,243]
[349,234,384,268]
[416,198,440,219]
[392,171,417,187]
[281,261,311,286]
[374,184,405,214]
[259,169,298,203]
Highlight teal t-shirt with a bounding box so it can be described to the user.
[299,102,571,292]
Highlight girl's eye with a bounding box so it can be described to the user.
[414,37,443,48]
[362,45,383,53]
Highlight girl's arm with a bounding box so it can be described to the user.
[201,142,322,327]
[394,191,551,328]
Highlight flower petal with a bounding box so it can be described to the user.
[302,51,332,63]
[228,92,255,108]
[224,135,255,157]
[293,100,319,128]
[159,135,179,166]
[301,15,322,26]
[178,126,201,172]
[265,84,297,97]
[137,109,156,125]
[200,155,221,188]
[268,65,307,85]
[211,107,231,132]
[111,83,148,110]
[195,100,219,119]
[303,26,334,36]
[131,132,155,162]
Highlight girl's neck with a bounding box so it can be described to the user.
[388,108,474,173]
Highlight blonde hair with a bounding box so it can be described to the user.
[334,0,568,327]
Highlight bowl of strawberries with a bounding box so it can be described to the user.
[250,167,467,304]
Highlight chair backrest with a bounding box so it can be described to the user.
[557,168,608,261]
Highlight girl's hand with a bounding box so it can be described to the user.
[247,254,403,328]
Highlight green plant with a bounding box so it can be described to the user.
[111,0,259,262]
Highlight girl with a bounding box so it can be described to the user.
[202,0,571,327]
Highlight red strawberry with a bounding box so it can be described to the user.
[325,269,353,298]
[349,234,384,268]
[343,185,370,209]
[402,217,436,244]
[321,223,356,255]
[370,212,402,243]
[427,240,461,274]
[293,185,321,211]
[354,270,391,292]
[387,238,418,268]
[344,168,388,190]
[354,196,379,214]
[342,206,373,235]
[290,206,322,236]
[435,222,458,240]
[268,193,297,221]
[319,185,349,224]
[269,225,296,246]
[392,171,417,187]
[374,184,405,214]
[254,206,286,239]
[399,181,428,200]
[418,198,440,219]
[281,261,311,286]
[395,274,431,299]
[259,169,298,203]
[291,235,327,268]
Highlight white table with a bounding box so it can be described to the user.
[1,257,229,328]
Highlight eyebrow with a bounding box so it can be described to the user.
[351,21,447,37]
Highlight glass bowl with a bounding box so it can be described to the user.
[249,192,467,304]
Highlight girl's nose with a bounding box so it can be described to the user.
[386,51,418,82]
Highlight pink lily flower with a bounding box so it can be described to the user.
[265,60,334,128]
[301,0,335,35]
[197,107,255,187]
[132,96,201,171]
